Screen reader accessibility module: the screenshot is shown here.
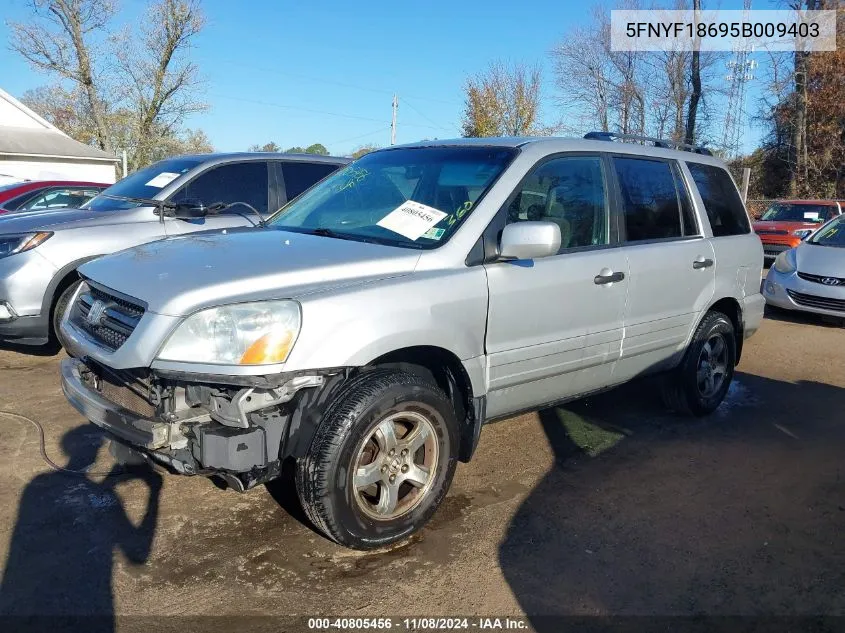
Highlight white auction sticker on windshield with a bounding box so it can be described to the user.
[804,211,820,220]
[377,201,447,241]
[145,172,180,188]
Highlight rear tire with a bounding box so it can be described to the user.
[661,311,736,416]
[51,280,81,353]
[295,368,459,550]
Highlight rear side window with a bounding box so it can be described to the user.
[173,161,269,214]
[687,163,750,237]
[281,162,340,201]
[613,157,682,241]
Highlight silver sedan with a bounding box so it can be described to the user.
[764,214,845,319]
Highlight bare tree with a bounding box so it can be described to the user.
[684,0,703,144]
[10,0,118,152]
[10,0,207,169]
[552,2,648,137]
[461,61,542,137]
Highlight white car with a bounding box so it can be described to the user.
[764,214,845,319]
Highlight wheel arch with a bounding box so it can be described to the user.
[368,345,484,463]
[704,296,744,365]
[41,256,102,320]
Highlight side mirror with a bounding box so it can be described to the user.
[499,221,561,260]
[169,198,208,219]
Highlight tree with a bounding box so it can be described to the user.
[684,0,702,144]
[248,142,281,152]
[10,0,207,170]
[551,0,722,146]
[461,61,542,137]
[305,143,329,155]
[755,0,844,198]
[350,144,378,159]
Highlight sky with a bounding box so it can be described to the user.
[0,0,769,157]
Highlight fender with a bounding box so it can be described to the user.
[40,255,104,317]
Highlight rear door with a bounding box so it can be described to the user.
[612,155,716,381]
[483,154,629,418]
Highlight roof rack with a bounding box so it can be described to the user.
[583,131,713,156]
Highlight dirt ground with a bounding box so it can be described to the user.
[0,306,843,631]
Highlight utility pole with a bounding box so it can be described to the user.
[390,94,398,145]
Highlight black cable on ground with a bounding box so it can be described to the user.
[0,410,124,477]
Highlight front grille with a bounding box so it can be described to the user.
[82,361,156,418]
[787,289,845,313]
[797,271,845,287]
[71,284,145,350]
[763,244,790,257]
[757,229,789,236]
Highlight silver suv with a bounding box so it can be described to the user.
[59,135,764,550]
[0,153,347,346]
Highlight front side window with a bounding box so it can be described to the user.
[172,161,269,214]
[269,147,516,249]
[614,157,683,241]
[84,157,204,211]
[506,155,609,250]
[687,162,751,236]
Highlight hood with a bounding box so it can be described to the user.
[0,206,143,232]
[79,228,421,316]
[794,241,845,276]
[753,220,821,233]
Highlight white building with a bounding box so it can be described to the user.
[0,88,118,185]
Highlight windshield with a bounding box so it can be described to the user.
[83,157,204,211]
[809,215,845,247]
[268,146,516,249]
[760,203,834,223]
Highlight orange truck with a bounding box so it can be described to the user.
[754,200,844,261]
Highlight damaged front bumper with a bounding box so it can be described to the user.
[60,357,345,488]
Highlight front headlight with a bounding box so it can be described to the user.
[792,228,814,239]
[157,300,301,365]
[0,232,53,259]
[773,249,797,274]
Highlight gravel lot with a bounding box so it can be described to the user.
[0,306,843,630]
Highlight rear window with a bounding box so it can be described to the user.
[281,162,340,201]
[687,163,750,237]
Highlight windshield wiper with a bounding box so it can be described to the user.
[309,227,358,241]
[96,193,176,210]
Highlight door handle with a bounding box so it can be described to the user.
[594,270,625,285]
[693,258,714,269]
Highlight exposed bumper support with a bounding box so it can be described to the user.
[61,358,169,449]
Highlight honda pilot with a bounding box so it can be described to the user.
[59,134,764,550]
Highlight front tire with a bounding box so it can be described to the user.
[296,368,459,550]
[662,311,736,416]
[51,280,81,352]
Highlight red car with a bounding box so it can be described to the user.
[0,180,109,215]
[753,199,844,261]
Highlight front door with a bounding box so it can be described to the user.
[165,161,271,235]
[483,154,628,418]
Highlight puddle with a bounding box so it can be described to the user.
[717,379,758,415]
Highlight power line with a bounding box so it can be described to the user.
[401,96,454,133]
[210,93,450,132]
[328,126,390,148]
[210,93,390,124]
[206,59,463,107]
